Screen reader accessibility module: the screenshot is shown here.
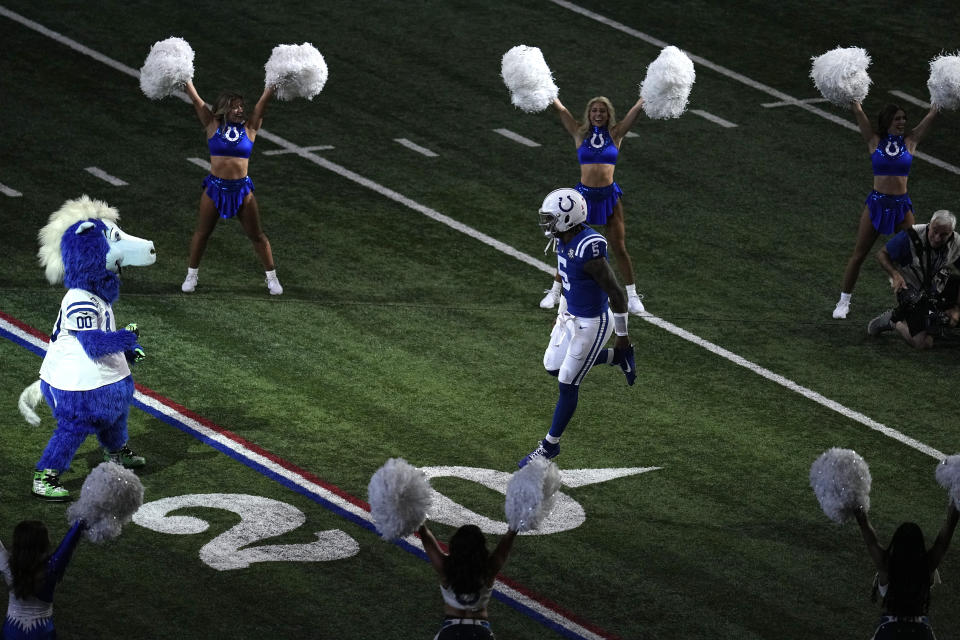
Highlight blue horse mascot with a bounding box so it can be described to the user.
[18,196,156,500]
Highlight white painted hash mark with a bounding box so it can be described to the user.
[691,109,738,128]
[186,157,211,171]
[0,182,22,197]
[889,90,931,109]
[84,167,127,186]
[493,128,541,147]
[262,145,335,156]
[394,138,439,157]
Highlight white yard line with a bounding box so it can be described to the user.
[84,166,128,186]
[547,0,960,175]
[394,138,439,157]
[690,109,738,128]
[0,182,22,197]
[0,4,948,462]
[493,128,541,147]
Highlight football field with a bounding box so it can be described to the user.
[1,2,959,638]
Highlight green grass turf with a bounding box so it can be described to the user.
[1,1,960,638]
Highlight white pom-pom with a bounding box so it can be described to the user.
[264,43,328,101]
[935,454,960,508]
[139,37,195,100]
[810,448,871,524]
[66,462,144,543]
[368,458,432,541]
[639,46,696,119]
[810,46,872,106]
[505,458,561,532]
[927,54,960,111]
[501,45,559,113]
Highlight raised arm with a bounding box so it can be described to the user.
[553,98,581,142]
[487,529,518,578]
[855,509,888,579]
[926,500,960,572]
[852,101,878,151]
[184,80,214,129]
[245,85,275,133]
[906,105,938,151]
[417,524,448,579]
[611,97,644,143]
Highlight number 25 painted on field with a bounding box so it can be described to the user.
[132,466,658,571]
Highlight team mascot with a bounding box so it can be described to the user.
[18,196,156,501]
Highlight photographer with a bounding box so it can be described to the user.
[867,210,960,348]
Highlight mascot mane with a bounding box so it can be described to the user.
[38,195,120,285]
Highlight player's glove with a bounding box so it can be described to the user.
[613,344,636,387]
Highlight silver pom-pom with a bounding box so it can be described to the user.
[66,462,144,543]
[368,458,432,541]
[927,53,960,110]
[139,36,195,100]
[264,43,328,101]
[505,458,561,532]
[810,448,871,524]
[810,46,872,106]
[935,454,960,508]
[500,45,559,113]
[639,45,696,119]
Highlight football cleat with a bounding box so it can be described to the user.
[613,344,637,386]
[518,439,560,469]
[627,293,646,315]
[867,309,895,336]
[32,469,70,501]
[103,445,146,468]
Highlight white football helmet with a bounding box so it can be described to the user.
[539,188,587,238]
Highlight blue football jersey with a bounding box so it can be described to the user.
[556,227,609,317]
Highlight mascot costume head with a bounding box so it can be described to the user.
[19,195,155,501]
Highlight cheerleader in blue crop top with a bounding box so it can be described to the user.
[180,80,284,296]
[539,96,648,316]
[832,101,940,320]
[1,520,85,640]
[419,523,518,640]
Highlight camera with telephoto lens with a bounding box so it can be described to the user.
[896,286,951,334]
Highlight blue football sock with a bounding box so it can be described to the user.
[593,348,614,366]
[547,382,579,439]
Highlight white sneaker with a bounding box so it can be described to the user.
[181,272,198,293]
[832,299,849,319]
[265,274,283,295]
[628,293,646,315]
[539,288,560,309]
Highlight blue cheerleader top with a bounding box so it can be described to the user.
[208,121,254,159]
[872,135,912,176]
[577,126,619,165]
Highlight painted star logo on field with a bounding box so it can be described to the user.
[420,465,662,535]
